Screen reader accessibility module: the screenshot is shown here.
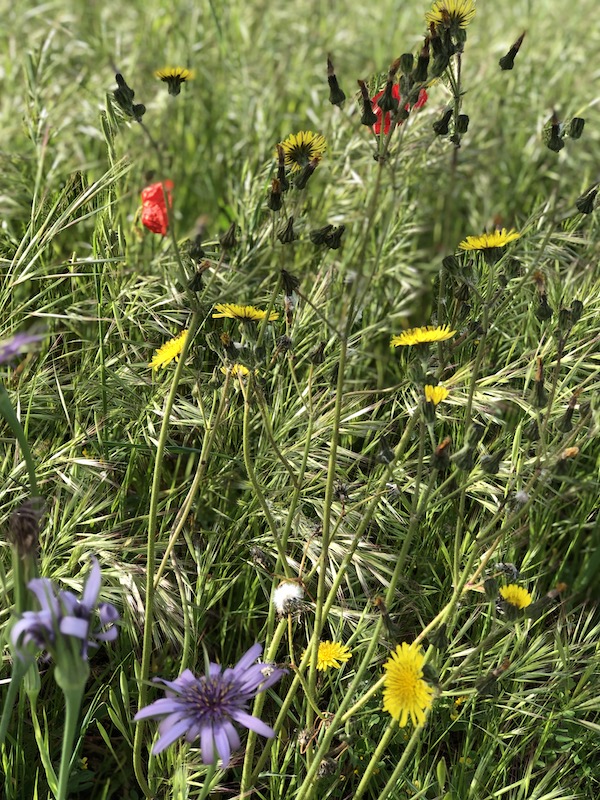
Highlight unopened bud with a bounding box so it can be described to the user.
[545,112,564,152]
[219,222,238,251]
[570,299,584,322]
[433,109,453,136]
[310,224,334,245]
[456,114,469,134]
[575,185,597,214]
[377,81,399,114]
[499,32,526,70]
[568,117,585,139]
[411,40,430,83]
[532,357,548,408]
[277,216,296,244]
[276,145,290,192]
[280,269,300,295]
[535,295,553,321]
[451,445,475,471]
[558,307,572,332]
[268,178,283,211]
[399,53,414,75]
[358,80,378,127]
[295,158,319,190]
[480,449,505,475]
[324,224,345,249]
[432,436,452,470]
[327,55,346,108]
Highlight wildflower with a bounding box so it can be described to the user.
[391,325,456,347]
[212,303,279,322]
[383,642,435,727]
[0,332,43,365]
[499,584,532,609]
[134,643,286,764]
[459,228,520,252]
[278,131,326,173]
[371,84,428,135]
[303,641,352,671]
[424,385,449,405]
[155,66,194,95]
[221,363,250,378]
[273,581,304,615]
[425,0,476,31]
[149,330,189,370]
[141,180,174,236]
[11,557,119,661]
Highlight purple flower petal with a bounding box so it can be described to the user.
[214,725,231,766]
[152,719,191,754]
[234,642,263,672]
[134,698,182,721]
[200,725,215,764]
[231,710,275,738]
[59,616,89,640]
[81,556,101,609]
[28,578,60,617]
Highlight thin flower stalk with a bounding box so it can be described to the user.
[133,310,200,796]
[153,374,231,595]
[240,380,291,576]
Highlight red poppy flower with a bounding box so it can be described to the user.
[141,180,174,236]
[371,86,428,135]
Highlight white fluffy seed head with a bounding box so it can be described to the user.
[273,581,304,615]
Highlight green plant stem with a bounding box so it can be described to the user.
[56,685,86,800]
[197,763,217,800]
[0,659,28,748]
[133,311,199,798]
[353,721,397,800]
[153,377,230,589]
[241,379,290,576]
[0,384,39,496]
[239,618,287,794]
[373,720,428,800]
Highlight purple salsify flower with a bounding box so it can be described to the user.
[0,332,43,365]
[10,557,119,661]
[10,578,59,654]
[134,643,286,765]
[58,557,119,659]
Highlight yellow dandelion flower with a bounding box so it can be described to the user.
[383,643,434,727]
[499,584,532,609]
[212,303,279,322]
[220,363,251,378]
[426,0,476,30]
[424,385,449,405]
[278,131,327,173]
[391,325,456,347]
[459,228,520,251]
[148,330,189,370]
[155,66,194,96]
[303,641,352,671]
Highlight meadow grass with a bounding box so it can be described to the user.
[1,0,599,798]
